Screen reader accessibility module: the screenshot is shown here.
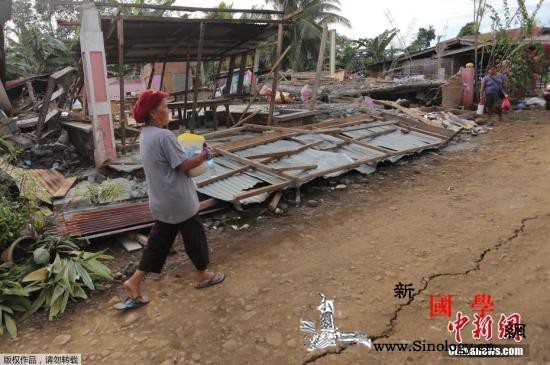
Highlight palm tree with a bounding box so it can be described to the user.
[354,29,397,65]
[265,0,350,71]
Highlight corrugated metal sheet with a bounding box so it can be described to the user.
[194,160,273,205]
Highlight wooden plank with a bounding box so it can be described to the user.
[191,22,205,133]
[225,55,235,96]
[245,140,323,160]
[35,77,56,137]
[196,165,250,187]
[216,130,296,152]
[398,125,448,139]
[49,87,66,101]
[212,147,295,181]
[52,176,77,198]
[203,126,247,139]
[267,23,284,125]
[268,191,284,211]
[272,110,320,123]
[234,181,292,202]
[237,45,291,123]
[331,134,391,154]
[236,52,247,96]
[273,164,317,172]
[232,110,260,128]
[50,66,76,80]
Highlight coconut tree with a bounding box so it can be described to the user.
[265,0,350,71]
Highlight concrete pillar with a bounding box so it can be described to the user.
[80,3,116,167]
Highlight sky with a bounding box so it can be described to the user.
[179,0,550,44]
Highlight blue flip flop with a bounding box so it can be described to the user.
[113,295,150,310]
[194,272,225,289]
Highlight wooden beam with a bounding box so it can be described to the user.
[268,23,284,125]
[191,22,205,133]
[242,140,323,159]
[212,59,223,99]
[196,164,250,187]
[236,52,247,96]
[54,1,284,15]
[35,77,56,138]
[251,47,260,95]
[234,181,292,202]
[232,110,259,128]
[212,147,295,181]
[159,61,167,91]
[268,191,284,211]
[225,55,236,96]
[236,45,291,123]
[273,164,317,172]
[147,62,155,89]
[183,47,190,126]
[331,134,392,154]
[309,23,328,111]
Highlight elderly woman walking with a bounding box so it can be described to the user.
[114,90,225,310]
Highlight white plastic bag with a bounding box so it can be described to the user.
[476,103,484,115]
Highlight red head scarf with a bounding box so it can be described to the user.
[133,89,169,124]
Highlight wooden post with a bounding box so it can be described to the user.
[183,46,190,127]
[236,52,247,96]
[117,16,126,150]
[268,23,284,125]
[225,55,236,96]
[191,22,205,133]
[212,59,223,98]
[251,47,260,95]
[0,23,5,86]
[147,62,155,89]
[159,61,167,91]
[309,23,328,111]
[212,59,223,130]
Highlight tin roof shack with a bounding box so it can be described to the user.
[55,1,301,165]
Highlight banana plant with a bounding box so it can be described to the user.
[22,237,113,321]
[0,266,40,338]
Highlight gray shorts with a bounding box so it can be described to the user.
[485,93,502,108]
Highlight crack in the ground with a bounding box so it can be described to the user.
[302,214,547,364]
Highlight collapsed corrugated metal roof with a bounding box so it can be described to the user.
[194,114,456,205]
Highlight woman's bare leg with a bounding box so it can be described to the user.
[123,270,146,298]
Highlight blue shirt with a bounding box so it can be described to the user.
[482,73,505,95]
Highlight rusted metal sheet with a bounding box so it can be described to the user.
[55,200,153,237]
[0,158,77,204]
[54,198,222,238]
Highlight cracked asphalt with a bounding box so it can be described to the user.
[2,111,549,364]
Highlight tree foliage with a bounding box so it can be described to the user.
[407,26,436,53]
[482,0,548,98]
[265,0,350,71]
[457,22,480,37]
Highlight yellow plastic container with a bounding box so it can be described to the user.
[177,133,207,177]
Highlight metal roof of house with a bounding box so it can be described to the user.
[100,16,280,64]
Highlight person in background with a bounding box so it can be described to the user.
[114,90,225,310]
[480,65,508,123]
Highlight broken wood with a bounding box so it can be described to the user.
[272,164,317,172]
[268,191,284,212]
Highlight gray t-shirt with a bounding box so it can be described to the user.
[140,126,199,224]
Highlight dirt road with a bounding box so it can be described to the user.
[2,112,549,364]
